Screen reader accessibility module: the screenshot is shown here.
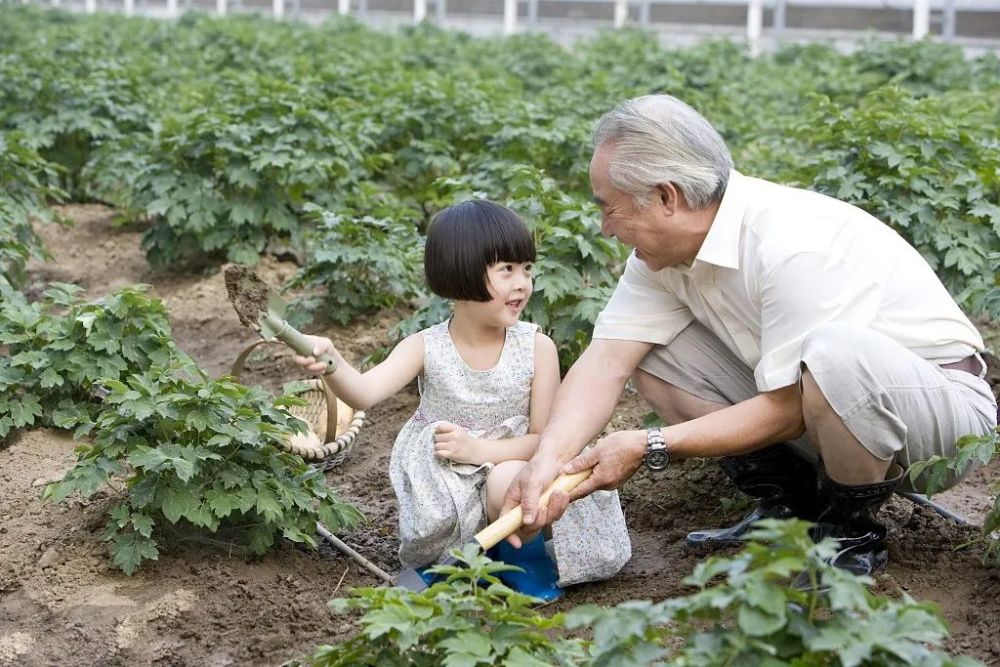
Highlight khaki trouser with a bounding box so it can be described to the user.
[637,321,998,493]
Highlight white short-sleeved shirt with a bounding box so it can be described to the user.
[593,171,984,392]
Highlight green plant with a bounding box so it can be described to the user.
[909,426,1000,565]
[295,544,586,666]
[571,519,978,667]
[0,131,62,295]
[110,73,378,266]
[286,205,426,327]
[0,284,186,441]
[43,366,363,574]
[298,521,976,666]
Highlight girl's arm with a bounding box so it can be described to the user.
[294,333,424,410]
[433,332,561,465]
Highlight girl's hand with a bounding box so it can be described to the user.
[292,335,337,375]
[433,422,485,465]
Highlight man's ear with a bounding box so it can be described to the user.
[656,183,678,215]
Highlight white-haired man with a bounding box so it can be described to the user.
[502,94,997,575]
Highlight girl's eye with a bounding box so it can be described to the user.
[524,264,533,273]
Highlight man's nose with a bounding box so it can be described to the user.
[600,216,615,238]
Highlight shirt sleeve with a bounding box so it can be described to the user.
[754,251,882,391]
[593,253,694,345]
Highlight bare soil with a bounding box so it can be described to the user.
[2,204,999,666]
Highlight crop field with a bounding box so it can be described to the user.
[1,6,1000,666]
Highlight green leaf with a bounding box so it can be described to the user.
[11,394,42,428]
[254,486,284,524]
[110,531,159,576]
[160,484,201,524]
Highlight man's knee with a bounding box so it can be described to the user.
[632,368,729,423]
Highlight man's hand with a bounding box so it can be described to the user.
[499,456,563,547]
[500,430,647,547]
[433,422,484,465]
[559,430,646,503]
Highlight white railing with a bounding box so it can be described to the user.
[37,0,995,50]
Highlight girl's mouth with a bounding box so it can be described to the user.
[506,299,523,310]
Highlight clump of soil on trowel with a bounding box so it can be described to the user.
[224,264,271,331]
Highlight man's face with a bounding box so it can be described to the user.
[589,141,688,272]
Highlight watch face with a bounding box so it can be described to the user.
[645,448,670,471]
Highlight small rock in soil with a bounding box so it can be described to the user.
[38,547,60,569]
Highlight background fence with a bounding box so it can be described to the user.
[11,0,1000,51]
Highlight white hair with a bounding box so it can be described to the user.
[592,94,733,210]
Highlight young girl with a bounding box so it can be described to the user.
[294,200,630,597]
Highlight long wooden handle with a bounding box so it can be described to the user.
[474,469,593,550]
[262,312,338,375]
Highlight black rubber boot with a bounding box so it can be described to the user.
[686,443,821,550]
[810,464,904,576]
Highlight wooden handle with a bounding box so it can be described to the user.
[262,312,338,375]
[474,469,592,550]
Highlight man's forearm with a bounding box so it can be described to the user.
[535,348,633,465]
[664,386,804,458]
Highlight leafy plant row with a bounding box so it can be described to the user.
[0,284,361,573]
[0,131,61,296]
[2,7,999,348]
[293,521,980,667]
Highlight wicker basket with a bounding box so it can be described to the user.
[230,340,365,470]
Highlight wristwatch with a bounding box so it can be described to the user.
[643,428,670,472]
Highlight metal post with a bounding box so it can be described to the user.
[912,0,930,38]
[773,0,786,36]
[338,0,348,13]
[747,0,763,56]
[216,0,226,16]
[273,0,284,18]
[435,0,445,24]
[51,0,61,7]
[166,0,177,15]
[124,0,133,14]
[942,0,956,40]
[613,0,628,28]
[528,0,538,29]
[414,0,426,23]
[84,0,96,12]
[503,0,516,34]
[639,0,650,26]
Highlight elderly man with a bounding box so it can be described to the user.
[502,94,998,576]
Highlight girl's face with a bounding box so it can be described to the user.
[480,261,533,326]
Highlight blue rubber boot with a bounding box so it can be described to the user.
[493,535,562,602]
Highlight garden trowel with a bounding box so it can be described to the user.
[224,264,338,375]
[395,468,593,591]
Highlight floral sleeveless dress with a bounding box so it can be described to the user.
[388,319,632,587]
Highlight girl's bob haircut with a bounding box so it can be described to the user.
[424,200,536,303]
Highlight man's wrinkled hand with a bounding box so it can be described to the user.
[560,430,646,504]
[498,456,562,548]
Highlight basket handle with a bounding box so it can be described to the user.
[229,339,339,440]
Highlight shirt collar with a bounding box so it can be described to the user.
[693,170,746,271]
